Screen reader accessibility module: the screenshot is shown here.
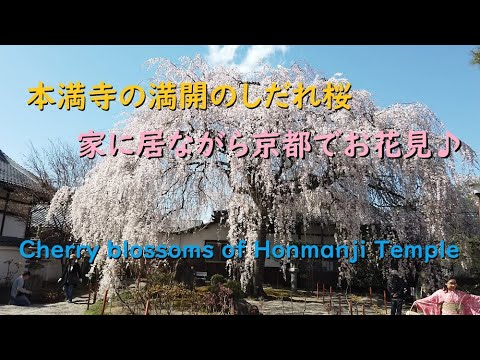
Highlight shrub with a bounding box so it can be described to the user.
[150,271,175,286]
[210,274,226,286]
[202,284,233,314]
[224,280,245,300]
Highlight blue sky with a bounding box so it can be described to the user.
[0,45,479,168]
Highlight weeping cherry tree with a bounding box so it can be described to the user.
[67,55,478,297]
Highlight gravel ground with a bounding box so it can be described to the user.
[247,294,391,315]
[0,292,398,315]
[0,294,90,315]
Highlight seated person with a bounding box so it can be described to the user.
[10,271,32,306]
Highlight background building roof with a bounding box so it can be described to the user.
[0,149,39,190]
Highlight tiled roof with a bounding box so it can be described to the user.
[30,204,50,228]
[0,149,40,190]
[172,211,228,234]
[30,204,66,228]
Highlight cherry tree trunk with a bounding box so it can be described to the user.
[252,216,267,298]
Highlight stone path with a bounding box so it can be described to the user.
[0,294,90,315]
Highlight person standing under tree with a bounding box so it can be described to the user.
[388,271,408,315]
[58,254,82,303]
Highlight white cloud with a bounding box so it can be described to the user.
[207,45,241,66]
[206,45,288,73]
[238,45,288,73]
